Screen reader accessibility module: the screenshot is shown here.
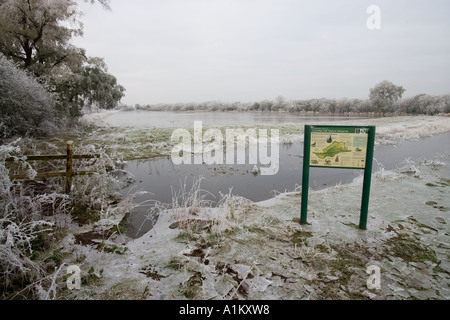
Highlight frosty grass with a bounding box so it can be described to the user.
[60,116,450,299]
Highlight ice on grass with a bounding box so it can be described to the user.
[63,149,449,299]
[57,116,450,300]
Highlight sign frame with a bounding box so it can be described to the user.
[300,125,376,230]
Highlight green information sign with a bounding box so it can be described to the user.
[310,127,369,169]
[301,125,376,230]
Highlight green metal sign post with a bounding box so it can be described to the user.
[300,125,376,230]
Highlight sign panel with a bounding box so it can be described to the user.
[309,126,369,169]
[301,125,376,230]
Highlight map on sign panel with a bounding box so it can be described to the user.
[310,127,369,169]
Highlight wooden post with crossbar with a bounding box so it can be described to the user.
[66,141,73,194]
[6,142,99,194]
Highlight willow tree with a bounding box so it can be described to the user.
[0,0,124,118]
[369,80,405,115]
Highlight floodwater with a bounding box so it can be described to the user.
[100,110,369,128]
[119,129,450,238]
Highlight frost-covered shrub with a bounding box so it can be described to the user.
[0,141,124,299]
[0,54,64,142]
[0,143,69,298]
[169,177,213,232]
[69,144,123,224]
[168,178,253,235]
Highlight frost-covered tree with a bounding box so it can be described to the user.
[0,0,124,117]
[0,0,86,78]
[0,54,61,141]
[259,100,273,112]
[438,94,450,114]
[369,80,405,115]
[272,96,286,112]
[55,58,125,117]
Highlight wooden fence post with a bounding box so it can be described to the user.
[66,141,73,194]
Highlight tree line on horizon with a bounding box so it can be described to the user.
[131,86,450,117]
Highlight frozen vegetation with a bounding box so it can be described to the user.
[0,141,129,298]
[60,140,450,300]
[2,115,448,300]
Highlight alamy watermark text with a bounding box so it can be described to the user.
[170,121,280,175]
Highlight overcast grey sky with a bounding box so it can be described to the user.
[73,0,450,106]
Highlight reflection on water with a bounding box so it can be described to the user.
[120,132,450,238]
